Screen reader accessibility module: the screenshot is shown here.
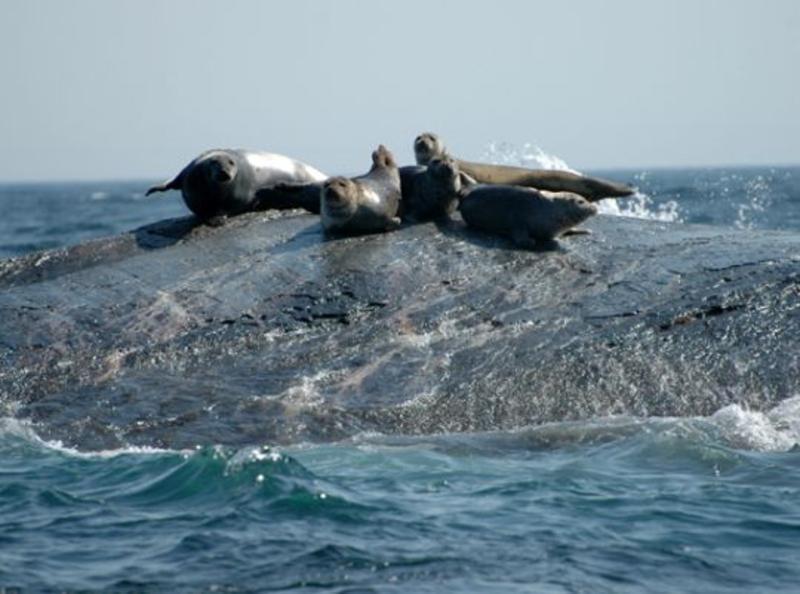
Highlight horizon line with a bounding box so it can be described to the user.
[0,161,798,186]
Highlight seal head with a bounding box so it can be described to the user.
[321,177,359,223]
[428,156,461,192]
[414,132,447,166]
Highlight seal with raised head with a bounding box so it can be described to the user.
[459,184,598,249]
[146,149,327,224]
[321,145,402,236]
[399,155,463,222]
[414,132,634,202]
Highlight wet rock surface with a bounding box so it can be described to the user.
[1,210,799,450]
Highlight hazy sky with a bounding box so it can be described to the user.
[1,0,798,181]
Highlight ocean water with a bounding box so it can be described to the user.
[1,156,800,592]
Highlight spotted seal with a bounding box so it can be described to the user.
[321,145,402,235]
[459,184,598,249]
[146,149,327,224]
[399,155,463,222]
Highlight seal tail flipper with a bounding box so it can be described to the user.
[459,172,478,189]
[582,177,637,201]
[145,172,184,196]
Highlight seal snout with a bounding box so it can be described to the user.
[206,156,237,185]
[371,145,396,169]
[322,177,352,206]
[215,169,232,183]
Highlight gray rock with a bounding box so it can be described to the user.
[1,211,798,450]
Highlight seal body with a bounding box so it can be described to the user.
[146,149,327,223]
[414,132,634,202]
[321,145,402,236]
[459,184,598,249]
[399,155,462,222]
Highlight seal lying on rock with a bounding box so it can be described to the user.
[277,154,466,222]
[146,149,327,224]
[459,184,598,249]
[414,132,634,202]
[399,155,463,222]
[321,145,402,236]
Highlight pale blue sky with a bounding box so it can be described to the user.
[1,0,798,181]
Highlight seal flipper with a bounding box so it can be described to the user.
[204,215,227,227]
[386,216,402,231]
[146,170,185,196]
[582,177,636,201]
[561,228,592,237]
[511,225,538,250]
[459,171,478,188]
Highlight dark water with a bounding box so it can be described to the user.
[0,180,185,259]
[1,165,800,592]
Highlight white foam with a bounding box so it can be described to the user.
[0,417,188,459]
[709,396,800,452]
[250,369,339,412]
[596,191,682,222]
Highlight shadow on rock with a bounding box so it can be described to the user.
[133,216,201,250]
[433,217,566,253]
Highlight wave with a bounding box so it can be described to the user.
[341,395,800,459]
[4,396,799,461]
[0,417,184,459]
[0,418,339,510]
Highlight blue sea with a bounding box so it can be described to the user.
[1,159,800,592]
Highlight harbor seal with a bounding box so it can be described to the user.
[459,184,598,249]
[321,145,402,235]
[414,132,634,202]
[146,149,327,224]
[399,155,463,222]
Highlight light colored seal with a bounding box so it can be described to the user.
[399,155,463,222]
[458,184,598,249]
[321,145,402,235]
[414,132,635,202]
[146,149,327,224]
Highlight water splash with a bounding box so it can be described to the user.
[481,141,682,223]
[481,141,578,173]
[597,192,683,223]
[734,174,773,230]
[709,396,800,452]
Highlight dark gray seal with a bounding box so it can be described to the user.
[146,149,327,224]
[414,132,634,202]
[459,184,598,249]
[321,145,402,235]
[399,155,463,222]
